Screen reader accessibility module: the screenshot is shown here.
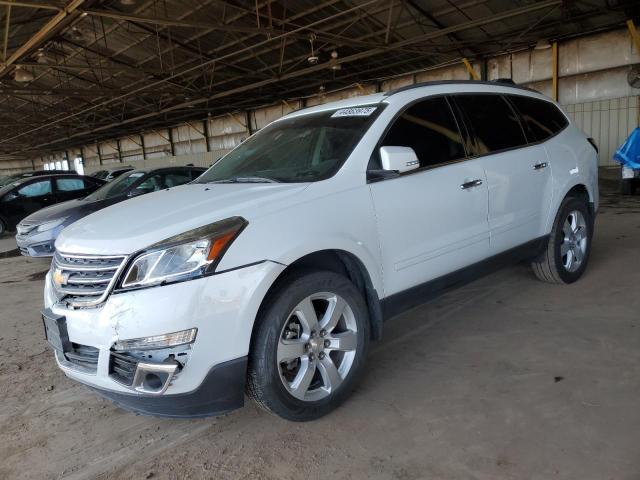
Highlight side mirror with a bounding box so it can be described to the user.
[2,192,18,202]
[379,146,419,173]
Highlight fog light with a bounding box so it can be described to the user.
[114,328,197,351]
[132,361,179,394]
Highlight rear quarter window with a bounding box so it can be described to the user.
[507,95,568,142]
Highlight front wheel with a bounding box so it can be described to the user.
[531,196,593,284]
[247,270,370,421]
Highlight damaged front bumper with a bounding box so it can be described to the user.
[43,260,286,417]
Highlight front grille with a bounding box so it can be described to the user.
[52,252,127,307]
[64,343,99,373]
[109,351,138,386]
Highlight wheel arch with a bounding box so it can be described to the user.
[257,249,384,341]
[546,181,595,234]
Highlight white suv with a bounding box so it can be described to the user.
[43,81,598,421]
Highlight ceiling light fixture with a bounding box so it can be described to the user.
[534,39,551,50]
[307,33,319,65]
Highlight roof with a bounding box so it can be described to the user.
[0,0,633,163]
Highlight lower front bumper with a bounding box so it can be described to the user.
[91,356,247,418]
[16,235,55,257]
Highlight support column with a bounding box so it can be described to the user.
[551,41,558,102]
[167,128,176,156]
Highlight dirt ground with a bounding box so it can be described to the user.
[1,179,640,479]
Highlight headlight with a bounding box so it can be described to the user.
[118,216,247,290]
[36,217,67,233]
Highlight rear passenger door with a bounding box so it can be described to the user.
[453,93,553,254]
[368,96,490,296]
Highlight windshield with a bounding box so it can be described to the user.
[196,106,382,184]
[85,171,145,201]
[0,174,22,187]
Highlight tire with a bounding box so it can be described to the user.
[621,178,635,195]
[0,217,6,236]
[531,196,593,284]
[247,269,370,421]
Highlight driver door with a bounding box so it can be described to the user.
[6,178,56,226]
[368,96,490,297]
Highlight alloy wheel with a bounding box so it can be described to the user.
[277,292,358,402]
[560,210,588,272]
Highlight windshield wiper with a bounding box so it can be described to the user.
[209,176,279,184]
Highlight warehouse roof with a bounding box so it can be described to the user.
[0,0,635,164]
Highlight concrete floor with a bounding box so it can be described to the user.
[1,182,639,480]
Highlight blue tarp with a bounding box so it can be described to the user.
[614,127,640,169]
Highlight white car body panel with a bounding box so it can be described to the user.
[481,143,553,254]
[369,158,489,295]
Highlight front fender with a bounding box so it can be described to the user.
[218,183,384,297]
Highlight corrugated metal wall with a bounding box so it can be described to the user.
[564,96,639,166]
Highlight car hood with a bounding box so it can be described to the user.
[56,183,309,255]
[21,197,121,225]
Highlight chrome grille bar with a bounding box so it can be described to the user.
[52,252,128,308]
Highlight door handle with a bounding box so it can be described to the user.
[460,179,483,190]
[533,162,548,170]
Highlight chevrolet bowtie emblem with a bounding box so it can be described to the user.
[52,268,68,288]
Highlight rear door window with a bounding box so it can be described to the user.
[507,95,568,142]
[453,94,527,155]
[56,178,86,192]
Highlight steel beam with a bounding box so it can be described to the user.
[462,57,479,80]
[2,0,11,61]
[0,1,60,10]
[627,20,640,56]
[4,0,564,150]
[81,8,281,36]
[0,0,85,78]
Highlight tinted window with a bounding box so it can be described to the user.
[164,171,192,187]
[18,180,52,197]
[508,95,568,141]
[56,178,85,191]
[380,97,465,168]
[84,171,144,201]
[454,94,527,155]
[132,173,163,194]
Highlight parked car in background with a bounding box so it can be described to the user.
[43,81,598,421]
[0,174,104,236]
[16,166,205,256]
[92,166,134,182]
[0,170,74,187]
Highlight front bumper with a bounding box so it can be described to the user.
[44,260,286,416]
[16,228,60,257]
[91,357,248,418]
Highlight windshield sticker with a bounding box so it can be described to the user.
[331,107,377,118]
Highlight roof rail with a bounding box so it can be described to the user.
[384,79,538,96]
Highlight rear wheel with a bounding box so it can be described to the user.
[0,218,6,236]
[247,270,369,421]
[531,196,593,284]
